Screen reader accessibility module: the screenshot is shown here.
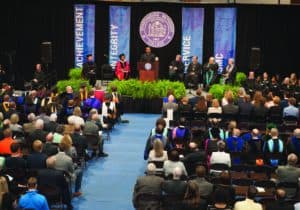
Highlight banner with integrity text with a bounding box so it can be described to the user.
[109,6,131,70]
[214,8,237,73]
[181,7,204,71]
[74,4,95,68]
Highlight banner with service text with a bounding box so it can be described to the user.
[109,6,131,70]
[214,8,237,73]
[181,8,204,71]
[74,4,95,68]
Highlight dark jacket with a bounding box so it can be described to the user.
[26,152,47,169]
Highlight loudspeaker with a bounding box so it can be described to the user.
[41,42,52,64]
[249,47,261,70]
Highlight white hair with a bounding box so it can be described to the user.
[147,163,156,174]
[50,113,57,122]
[35,119,44,129]
[27,113,36,122]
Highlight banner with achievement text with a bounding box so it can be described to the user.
[109,6,131,70]
[74,4,95,68]
[181,8,204,71]
[214,8,237,73]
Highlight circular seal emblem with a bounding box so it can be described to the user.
[139,11,175,48]
[144,63,152,71]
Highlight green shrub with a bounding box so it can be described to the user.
[56,68,91,93]
[68,68,82,80]
[107,79,186,99]
[235,72,247,86]
[209,84,240,100]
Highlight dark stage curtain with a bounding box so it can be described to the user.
[0,0,74,89]
[236,5,300,76]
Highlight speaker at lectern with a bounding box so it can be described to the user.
[137,61,159,82]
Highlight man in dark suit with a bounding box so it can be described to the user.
[5,143,26,170]
[222,97,239,116]
[132,163,164,210]
[194,165,213,200]
[29,119,48,145]
[82,54,97,86]
[162,167,187,196]
[169,54,185,81]
[186,56,202,89]
[140,46,156,62]
[182,142,206,175]
[265,189,294,210]
[188,88,202,107]
[37,168,72,210]
[222,58,236,84]
[71,124,88,159]
[26,140,47,169]
[276,153,300,183]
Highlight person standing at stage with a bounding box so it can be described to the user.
[115,53,130,80]
[222,58,236,85]
[203,57,219,88]
[169,54,185,81]
[140,46,156,62]
[82,54,97,86]
[186,56,202,89]
[32,63,46,88]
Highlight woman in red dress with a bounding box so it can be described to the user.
[115,53,130,80]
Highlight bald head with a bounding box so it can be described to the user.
[276,188,286,200]
[287,153,298,166]
[189,142,198,151]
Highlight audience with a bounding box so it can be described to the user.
[162,167,187,198]
[194,165,213,200]
[283,97,299,119]
[0,128,16,155]
[181,181,207,210]
[163,149,187,177]
[26,140,47,169]
[132,163,164,210]
[18,177,49,210]
[233,186,262,210]
[265,188,294,210]
[210,141,231,167]
[148,139,168,162]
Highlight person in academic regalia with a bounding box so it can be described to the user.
[185,56,202,89]
[260,72,270,94]
[32,63,46,88]
[82,54,97,86]
[115,53,130,80]
[203,57,219,88]
[169,54,185,81]
[140,46,156,62]
[245,71,257,96]
[222,58,237,85]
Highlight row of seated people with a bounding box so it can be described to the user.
[163,89,299,129]
[0,84,122,127]
[0,107,110,210]
[144,117,300,167]
[133,153,300,210]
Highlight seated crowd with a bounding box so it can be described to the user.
[134,72,300,210]
[0,83,123,210]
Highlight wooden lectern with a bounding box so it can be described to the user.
[138,61,159,82]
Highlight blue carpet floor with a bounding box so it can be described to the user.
[72,114,160,210]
